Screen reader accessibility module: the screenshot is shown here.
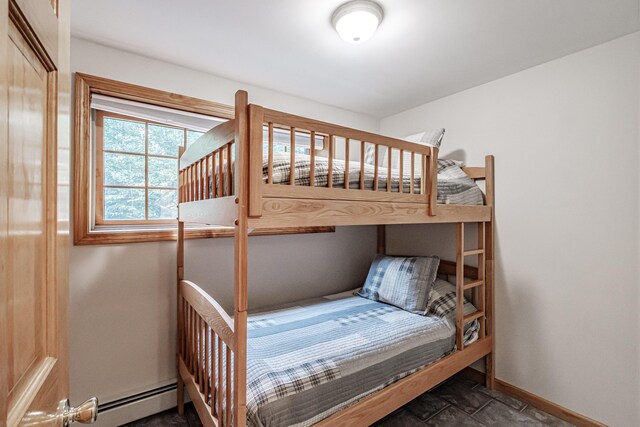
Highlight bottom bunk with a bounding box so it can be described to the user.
[177,277,492,427]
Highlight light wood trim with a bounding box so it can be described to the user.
[494,379,607,427]
[309,130,315,187]
[456,223,465,350]
[429,146,438,215]
[373,144,379,191]
[477,221,486,337]
[398,149,404,194]
[327,135,333,188]
[460,368,607,427]
[262,183,427,203]
[75,73,234,117]
[343,138,350,189]
[180,120,234,169]
[248,105,263,217]
[250,199,490,228]
[217,336,223,422]
[438,259,479,279]
[464,248,484,256]
[227,143,233,196]
[315,338,492,427]
[267,123,274,184]
[73,225,334,245]
[180,280,235,351]
[463,311,484,323]
[359,141,365,190]
[233,90,249,427]
[484,155,495,388]
[218,149,224,197]
[10,0,58,69]
[263,108,433,155]
[290,127,296,186]
[73,73,234,245]
[461,166,486,180]
[463,280,484,290]
[179,358,218,427]
[410,152,415,194]
[386,147,392,192]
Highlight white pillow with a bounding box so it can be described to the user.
[379,129,443,175]
[364,129,445,173]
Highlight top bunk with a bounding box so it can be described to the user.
[177,90,494,228]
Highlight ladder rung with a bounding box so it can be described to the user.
[463,311,485,323]
[463,249,484,256]
[463,280,484,290]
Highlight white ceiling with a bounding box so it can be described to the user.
[71,0,640,118]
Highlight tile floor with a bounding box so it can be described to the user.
[122,373,575,427]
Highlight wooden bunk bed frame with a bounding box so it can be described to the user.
[176,90,495,427]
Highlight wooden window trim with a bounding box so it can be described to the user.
[95,110,183,226]
[73,73,334,245]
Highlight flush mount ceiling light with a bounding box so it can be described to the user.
[332,0,384,43]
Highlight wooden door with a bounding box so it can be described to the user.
[0,1,89,426]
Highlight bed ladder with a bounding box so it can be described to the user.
[455,222,486,350]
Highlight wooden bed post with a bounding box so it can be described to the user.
[177,146,185,416]
[484,155,495,389]
[428,146,438,216]
[233,90,249,426]
[377,225,386,254]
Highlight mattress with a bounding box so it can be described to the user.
[243,285,479,427]
[264,152,485,205]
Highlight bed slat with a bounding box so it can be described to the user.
[327,135,333,188]
[225,346,231,427]
[268,123,274,184]
[456,223,465,350]
[309,131,315,187]
[359,141,365,190]
[344,138,350,190]
[290,127,296,186]
[217,336,223,423]
[387,147,392,192]
[227,143,233,196]
[373,144,379,191]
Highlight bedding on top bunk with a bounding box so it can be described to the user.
[238,279,480,427]
[265,152,485,205]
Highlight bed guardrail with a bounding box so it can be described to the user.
[178,279,235,427]
[177,94,442,226]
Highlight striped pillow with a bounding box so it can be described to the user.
[359,255,440,314]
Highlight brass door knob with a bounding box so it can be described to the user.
[63,398,98,425]
[21,398,98,426]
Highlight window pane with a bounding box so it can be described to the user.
[148,156,178,188]
[103,117,145,153]
[148,124,183,156]
[148,189,177,219]
[104,153,145,186]
[187,130,204,147]
[104,188,145,220]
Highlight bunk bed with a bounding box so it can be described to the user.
[176,90,495,427]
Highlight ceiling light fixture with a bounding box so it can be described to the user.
[332,0,383,44]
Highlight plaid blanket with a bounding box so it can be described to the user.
[265,153,484,205]
[242,288,479,426]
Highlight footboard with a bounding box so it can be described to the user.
[178,279,236,427]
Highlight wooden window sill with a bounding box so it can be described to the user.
[74,225,335,245]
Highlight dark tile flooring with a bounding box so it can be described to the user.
[122,374,574,427]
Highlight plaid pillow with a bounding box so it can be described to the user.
[359,255,440,314]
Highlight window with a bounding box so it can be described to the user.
[95,111,204,225]
[74,74,333,245]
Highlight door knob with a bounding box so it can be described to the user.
[21,397,98,426]
[63,398,98,425]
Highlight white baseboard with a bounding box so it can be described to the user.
[94,385,182,426]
